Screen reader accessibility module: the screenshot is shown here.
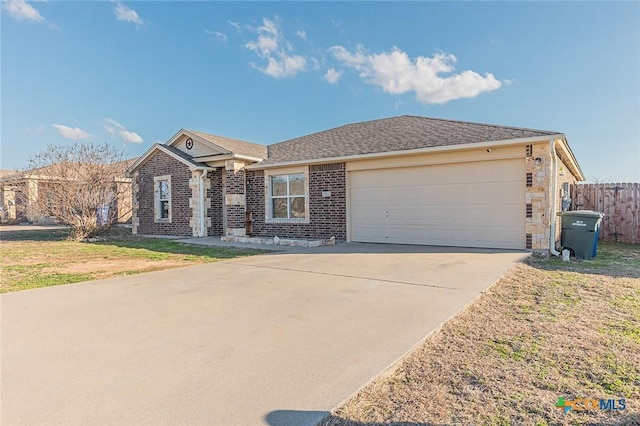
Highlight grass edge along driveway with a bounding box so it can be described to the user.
[0,228,265,293]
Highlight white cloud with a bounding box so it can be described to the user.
[113,1,144,25]
[52,124,91,140]
[2,0,44,22]
[228,20,241,32]
[206,30,228,42]
[330,45,503,104]
[245,18,308,78]
[324,68,342,84]
[296,30,307,40]
[104,118,143,143]
[258,55,307,78]
[245,18,279,56]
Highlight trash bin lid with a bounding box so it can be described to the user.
[557,210,604,218]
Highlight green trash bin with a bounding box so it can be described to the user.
[558,210,604,260]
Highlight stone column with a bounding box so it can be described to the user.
[131,171,140,234]
[224,160,246,236]
[525,143,552,251]
[189,170,212,237]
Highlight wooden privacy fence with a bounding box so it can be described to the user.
[571,183,639,244]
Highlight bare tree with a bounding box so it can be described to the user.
[21,142,131,240]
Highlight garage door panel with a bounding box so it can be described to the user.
[351,207,387,223]
[349,159,525,249]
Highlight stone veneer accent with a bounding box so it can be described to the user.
[525,142,578,251]
[133,151,193,236]
[245,163,346,240]
[525,143,551,250]
[131,171,139,234]
[188,170,212,237]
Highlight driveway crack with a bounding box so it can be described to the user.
[228,262,477,292]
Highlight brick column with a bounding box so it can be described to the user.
[224,160,247,236]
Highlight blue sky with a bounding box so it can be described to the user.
[2,1,639,182]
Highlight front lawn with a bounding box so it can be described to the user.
[0,228,265,293]
[322,243,640,425]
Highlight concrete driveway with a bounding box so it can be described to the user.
[1,243,527,425]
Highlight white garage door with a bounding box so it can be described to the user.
[349,159,525,249]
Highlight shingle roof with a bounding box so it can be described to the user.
[264,115,560,164]
[0,169,19,178]
[161,145,210,168]
[188,130,268,159]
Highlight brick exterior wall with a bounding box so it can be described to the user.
[207,169,224,236]
[225,168,246,231]
[135,151,193,236]
[246,163,346,240]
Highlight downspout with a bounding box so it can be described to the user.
[549,139,561,256]
[198,169,206,238]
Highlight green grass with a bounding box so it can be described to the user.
[0,228,72,241]
[8,271,95,292]
[0,227,266,293]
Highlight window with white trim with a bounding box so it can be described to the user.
[270,173,306,219]
[154,175,171,222]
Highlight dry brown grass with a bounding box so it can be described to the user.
[321,244,640,426]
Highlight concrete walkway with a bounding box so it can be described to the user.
[1,244,528,425]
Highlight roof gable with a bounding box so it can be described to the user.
[172,133,228,158]
[166,129,267,160]
[264,115,561,165]
[127,144,211,175]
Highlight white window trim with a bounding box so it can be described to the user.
[264,166,309,224]
[154,175,172,223]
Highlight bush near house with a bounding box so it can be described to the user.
[15,142,134,240]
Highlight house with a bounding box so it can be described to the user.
[0,159,136,225]
[0,170,22,223]
[127,115,584,252]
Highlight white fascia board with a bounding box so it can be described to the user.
[194,153,265,164]
[127,144,212,175]
[234,154,266,163]
[246,134,565,170]
[557,138,585,181]
[127,143,162,174]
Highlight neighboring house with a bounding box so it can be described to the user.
[128,115,584,252]
[0,170,23,223]
[0,159,136,225]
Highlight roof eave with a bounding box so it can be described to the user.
[557,137,585,181]
[126,144,213,175]
[246,134,565,170]
[193,153,265,164]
